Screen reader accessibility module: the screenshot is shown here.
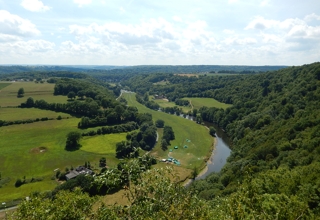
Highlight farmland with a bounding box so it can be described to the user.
[153,96,232,114]
[183,97,232,110]
[0,108,71,121]
[0,82,67,107]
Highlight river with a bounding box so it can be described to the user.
[196,122,231,180]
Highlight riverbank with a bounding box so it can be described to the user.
[183,136,217,186]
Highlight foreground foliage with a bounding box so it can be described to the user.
[12,167,214,220]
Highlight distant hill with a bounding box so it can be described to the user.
[0,65,287,75]
[0,65,127,74]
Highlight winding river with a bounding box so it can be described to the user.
[183,115,232,178]
[197,123,231,180]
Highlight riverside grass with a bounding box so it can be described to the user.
[182,97,232,109]
[153,96,231,114]
[0,81,67,107]
[123,92,214,170]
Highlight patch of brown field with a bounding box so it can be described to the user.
[175,74,199,78]
[93,189,129,210]
[154,163,192,183]
[30,146,47,154]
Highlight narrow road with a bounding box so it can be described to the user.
[189,100,194,111]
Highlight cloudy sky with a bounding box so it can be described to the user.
[0,0,319,65]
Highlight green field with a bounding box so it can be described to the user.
[0,82,11,90]
[0,108,72,121]
[123,93,214,169]
[183,97,232,109]
[0,82,67,107]
[0,117,126,201]
[153,97,231,113]
[153,99,192,113]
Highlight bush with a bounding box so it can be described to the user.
[155,119,165,128]
[15,178,23,187]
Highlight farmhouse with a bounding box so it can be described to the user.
[154,94,165,99]
[65,166,93,180]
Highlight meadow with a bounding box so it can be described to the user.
[0,118,127,201]
[0,81,67,107]
[153,98,192,113]
[0,82,11,90]
[183,97,232,110]
[0,108,71,121]
[123,93,214,170]
[153,96,231,114]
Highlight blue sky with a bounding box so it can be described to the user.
[0,0,319,65]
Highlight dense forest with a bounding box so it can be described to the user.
[5,62,320,219]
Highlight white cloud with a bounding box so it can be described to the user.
[223,37,257,46]
[304,13,320,21]
[261,33,282,43]
[223,29,235,34]
[228,0,238,4]
[173,16,182,22]
[245,16,278,30]
[119,7,125,14]
[20,0,51,12]
[0,33,21,42]
[260,0,270,7]
[0,40,55,55]
[73,0,92,7]
[62,18,219,63]
[0,10,40,37]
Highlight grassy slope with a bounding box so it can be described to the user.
[0,82,67,107]
[123,93,214,169]
[0,108,72,121]
[154,97,231,114]
[0,82,11,90]
[0,118,126,201]
[183,97,232,109]
[153,99,192,113]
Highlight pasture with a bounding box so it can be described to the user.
[183,97,232,110]
[0,108,71,121]
[153,98,192,113]
[0,82,11,90]
[153,96,231,113]
[0,117,127,201]
[123,93,214,170]
[0,82,67,107]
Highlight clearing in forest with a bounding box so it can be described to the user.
[182,97,232,110]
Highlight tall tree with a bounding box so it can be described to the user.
[17,87,24,97]
[65,131,82,150]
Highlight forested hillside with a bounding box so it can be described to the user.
[190,62,320,217]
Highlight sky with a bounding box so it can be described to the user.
[0,0,319,65]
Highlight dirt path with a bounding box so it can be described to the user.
[116,90,123,100]
[189,100,193,111]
